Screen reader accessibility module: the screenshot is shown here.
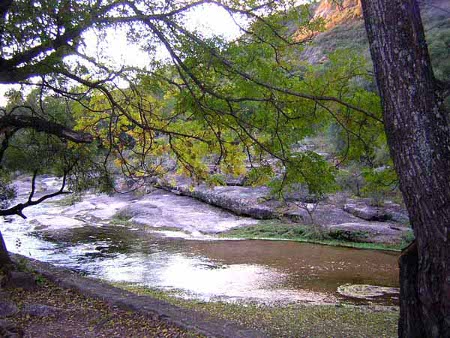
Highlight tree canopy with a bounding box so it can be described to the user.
[0,0,387,218]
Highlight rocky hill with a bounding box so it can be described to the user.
[299,0,450,80]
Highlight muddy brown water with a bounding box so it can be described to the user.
[1,222,399,306]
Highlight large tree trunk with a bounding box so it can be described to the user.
[0,230,12,286]
[360,0,450,337]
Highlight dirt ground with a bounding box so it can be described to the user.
[1,275,198,338]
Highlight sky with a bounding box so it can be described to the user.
[0,3,245,107]
[0,1,308,106]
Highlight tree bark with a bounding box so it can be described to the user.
[0,230,12,286]
[360,0,450,337]
[0,115,93,144]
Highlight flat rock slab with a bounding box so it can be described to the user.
[325,222,411,243]
[11,254,267,338]
[135,190,258,233]
[30,216,85,231]
[337,284,399,300]
[344,201,409,224]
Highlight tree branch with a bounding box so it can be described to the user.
[0,171,70,219]
[0,115,93,144]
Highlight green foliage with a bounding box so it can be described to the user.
[328,229,369,242]
[0,172,16,209]
[361,166,398,206]
[244,165,275,187]
[335,162,364,196]
[1,90,113,194]
[0,0,402,208]
[53,193,83,206]
[205,174,227,187]
[221,220,405,251]
[269,152,337,198]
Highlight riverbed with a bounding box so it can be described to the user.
[0,176,399,306]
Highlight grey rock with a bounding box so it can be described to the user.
[0,319,24,338]
[21,304,61,317]
[343,203,391,222]
[324,222,412,244]
[159,177,277,219]
[8,271,37,290]
[115,203,162,221]
[0,300,19,318]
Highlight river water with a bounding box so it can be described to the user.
[0,177,399,306]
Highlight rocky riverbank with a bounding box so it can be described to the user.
[4,174,413,247]
[155,176,412,245]
[1,175,402,337]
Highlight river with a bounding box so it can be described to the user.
[0,176,399,306]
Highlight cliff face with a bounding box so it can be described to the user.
[314,0,362,30]
[297,0,450,79]
[293,0,362,43]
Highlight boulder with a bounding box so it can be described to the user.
[0,300,18,318]
[325,221,411,244]
[21,304,61,317]
[344,201,410,224]
[343,203,391,221]
[7,271,37,290]
[0,320,23,338]
[115,203,162,221]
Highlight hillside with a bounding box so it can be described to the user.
[299,0,450,81]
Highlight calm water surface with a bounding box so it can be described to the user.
[1,221,399,306]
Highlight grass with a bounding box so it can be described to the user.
[115,284,399,338]
[51,193,83,206]
[220,220,413,252]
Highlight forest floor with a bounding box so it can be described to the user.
[0,273,197,338]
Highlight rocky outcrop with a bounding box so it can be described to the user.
[313,0,362,29]
[294,0,362,42]
[7,174,411,245]
[343,201,409,224]
[157,177,412,244]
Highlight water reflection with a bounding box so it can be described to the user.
[1,221,399,306]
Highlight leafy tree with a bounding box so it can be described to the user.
[0,0,367,274]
